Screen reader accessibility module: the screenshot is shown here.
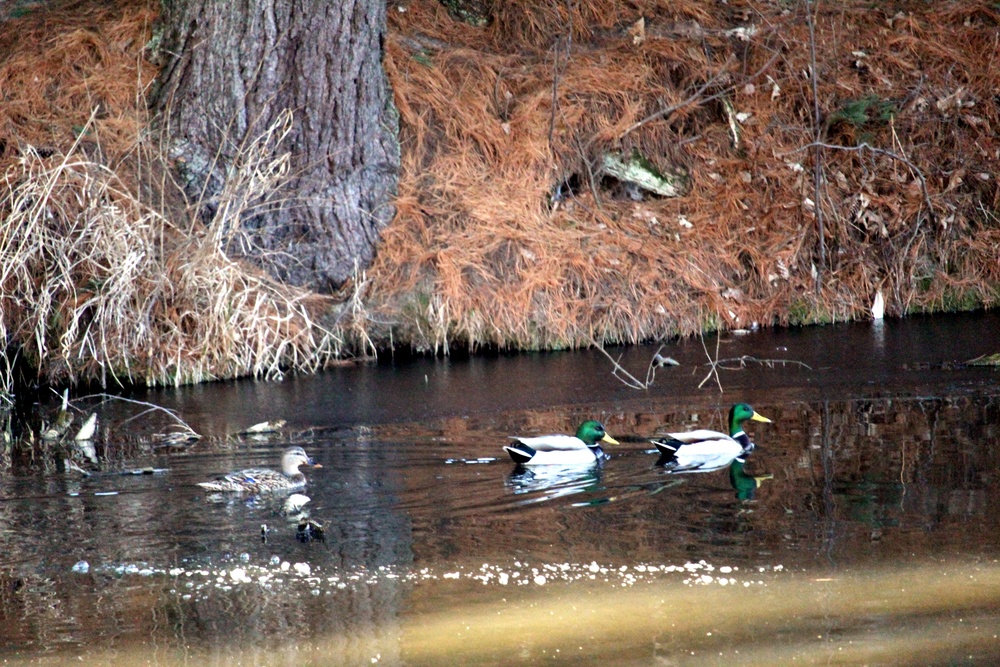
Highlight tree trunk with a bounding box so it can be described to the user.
[152,0,399,291]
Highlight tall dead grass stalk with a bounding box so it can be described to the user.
[0,109,343,395]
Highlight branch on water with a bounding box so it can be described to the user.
[591,340,679,390]
[712,355,813,371]
[697,330,724,392]
[77,393,201,443]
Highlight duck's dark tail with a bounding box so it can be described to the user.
[503,443,536,464]
[651,438,681,467]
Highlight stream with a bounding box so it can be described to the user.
[1,311,999,665]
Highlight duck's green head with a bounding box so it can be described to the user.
[575,420,619,447]
[728,403,771,435]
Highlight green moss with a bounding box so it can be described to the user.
[628,148,665,180]
[829,94,896,129]
[939,288,983,312]
[439,0,492,26]
[700,312,722,333]
[786,298,834,326]
[787,299,813,326]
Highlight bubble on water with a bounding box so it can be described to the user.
[270,555,281,566]
[71,560,89,574]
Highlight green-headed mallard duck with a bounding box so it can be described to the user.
[729,455,773,500]
[504,420,619,465]
[197,446,321,494]
[652,403,771,471]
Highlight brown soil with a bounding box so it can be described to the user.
[1,0,999,386]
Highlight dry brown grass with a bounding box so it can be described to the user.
[0,1,344,395]
[0,114,344,392]
[373,0,1000,351]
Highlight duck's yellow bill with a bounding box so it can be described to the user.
[751,411,772,423]
[312,463,324,468]
[754,473,774,487]
[601,434,620,445]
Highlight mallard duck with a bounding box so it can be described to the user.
[652,403,771,472]
[503,420,619,465]
[729,455,773,500]
[197,446,321,493]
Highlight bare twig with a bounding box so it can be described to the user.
[592,342,647,389]
[613,49,781,143]
[805,0,826,290]
[548,0,574,152]
[591,340,677,389]
[712,355,812,371]
[697,330,724,392]
[78,393,200,439]
[780,140,936,229]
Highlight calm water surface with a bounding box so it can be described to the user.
[2,312,1000,665]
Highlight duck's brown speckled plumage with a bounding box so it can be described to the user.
[197,447,319,494]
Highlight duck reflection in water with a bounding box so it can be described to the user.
[505,463,605,503]
[729,454,773,500]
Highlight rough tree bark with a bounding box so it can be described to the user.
[152,0,399,291]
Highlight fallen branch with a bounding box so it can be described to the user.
[591,340,678,389]
[712,355,813,371]
[781,140,936,228]
[697,330,724,392]
[614,49,781,142]
[77,393,201,442]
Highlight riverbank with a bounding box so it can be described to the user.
[1,0,998,393]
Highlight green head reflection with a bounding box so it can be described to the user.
[729,456,773,500]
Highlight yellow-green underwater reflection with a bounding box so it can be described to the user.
[399,560,1000,666]
[5,560,999,666]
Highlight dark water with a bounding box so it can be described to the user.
[2,312,1000,665]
